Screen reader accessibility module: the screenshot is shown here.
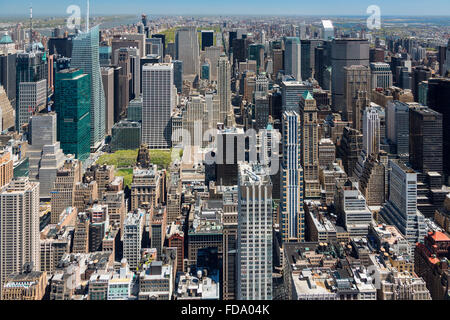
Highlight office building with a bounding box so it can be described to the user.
[123,210,144,270]
[370,62,393,89]
[343,65,371,130]
[362,106,380,157]
[284,37,301,81]
[55,68,91,161]
[50,159,82,224]
[409,106,443,176]
[142,63,174,149]
[17,79,46,131]
[101,67,114,136]
[281,111,305,243]
[176,26,200,76]
[299,92,320,198]
[380,160,426,244]
[218,54,232,126]
[0,178,40,295]
[386,101,409,162]
[0,85,15,131]
[331,39,369,112]
[237,163,272,300]
[281,80,313,113]
[27,113,65,198]
[71,25,105,149]
[110,120,141,152]
[427,78,450,182]
[201,30,214,51]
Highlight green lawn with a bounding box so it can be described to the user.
[116,168,133,188]
[97,149,138,167]
[97,149,174,169]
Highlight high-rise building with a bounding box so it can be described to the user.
[281,111,304,243]
[172,60,183,94]
[321,20,334,40]
[27,113,65,198]
[370,62,393,89]
[427,78,450,182]
[218,54,232,125]
[386,101,410,162]
[0,85,15,131]
[123,210,144,270]
[284,37,301,81]
[300,40,323,80]
[15,51,48,127]
[101,67,114,136]
[380,160,426,244]
[0,53,17,109]
[281,80,313,113]
[362,106,380,157]
[409,105,443,176]
[331,39,369,112]
[337,127,363,177]
[17,79,46,131]
[175,26,200,76]
[70,25,105,149]
[336,180,372,236]
[237,162,272,300]
[54,68,91,161]
[299,92,320,198]
[343,65,371,130]
[142,63,174,149]
[50,158,82,224]
[201,30,214,51]
[0,178,40,295]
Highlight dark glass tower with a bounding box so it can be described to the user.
[54,68,91,161]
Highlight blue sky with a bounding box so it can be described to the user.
[1,0,450,17]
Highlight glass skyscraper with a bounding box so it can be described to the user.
[70,25,105,149]
[54,68,91,161]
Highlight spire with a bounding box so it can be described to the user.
[29,4,33,47]
[86,0,90,32]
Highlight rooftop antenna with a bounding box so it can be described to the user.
[86,0,90,32]
[29,4,33,47]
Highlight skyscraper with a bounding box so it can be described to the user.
[70,25,105,149]
[281,111,304,243]
[0,178,40,296]
[101,67,114,136]
[331,39,370,112]
[284,37,301,81]
[175,26,200,76]
[17,79,46,131]
[299,92,320,199]
[409,106,443,176]
[343,65,371,130]
[15,51,47,128]
[380,160,426,244]
[281,80,313,113]
[370,62,393,89]
[386,101,409,162]
[218,54,232,125]
[201,30,214,51]
[172,60,183,94]
[142,63,174,149]
[0,53,16,109]
[54,68,91,161]
[28,113,65,198]
[362,106,380,157]
[237,162,272,300]
[427,78,450,182]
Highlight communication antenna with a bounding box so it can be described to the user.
[29,4,33,47]
[86,0,90,32]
